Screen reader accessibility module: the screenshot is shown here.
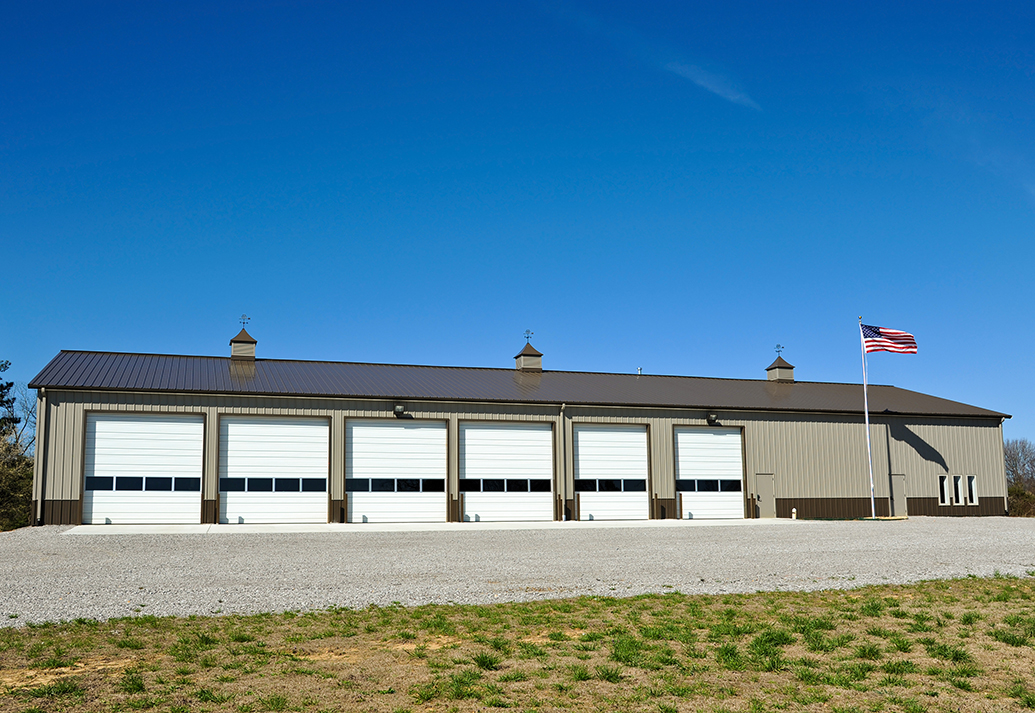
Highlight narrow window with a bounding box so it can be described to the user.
[421,479,445,492]
[529,479,551,492]
[622,479,647,492]
[952,475,962,505]
[697,479,719,492]
[371,479,395,492]
[344,478,369,493]
[396,479,420,492]
[220,478,246,492]
[506,479,528,492]
[457,479,480,492]
[275,478,300,492]
[573,480,596,492]
[599,479,623,492]
[115,476,144,491]
[175,477,201,492]
[301,478,327,492]
[145,477,173,491]
[248,478,273,492]
[482,479,505,492]
[720,480,742,492]
[85,476,114,491]
[966,476,977,506]
[938,475,948,505]
[676,480,696,492]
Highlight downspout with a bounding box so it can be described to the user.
[34,388,46,525]
[559,403,566,520]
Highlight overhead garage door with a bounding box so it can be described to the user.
[675,427,744,519]
[346,420,446,523]
[573,425,649,520]
[83,413,203,524]
[460,422,553,522]
[219,417,329,524]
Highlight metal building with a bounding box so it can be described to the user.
[28,330,1009,525]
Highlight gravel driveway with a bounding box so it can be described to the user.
[2,517,1033,626]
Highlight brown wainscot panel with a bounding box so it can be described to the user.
[31,499,38,526]
[907,497,1006,517]
[42,499,82,525]
[329,499,346,524]
[776,498,890,519]
[202,499,218,525]
[564,498,575,522]
[653,497,678,520]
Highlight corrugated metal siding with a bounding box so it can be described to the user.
[35,391,1008,521]
[885,418,1007,499]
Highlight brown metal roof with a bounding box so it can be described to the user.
[766,356,794,370]
[515,342,543,358]
[29,350,1007,419]
[230,328,257,344]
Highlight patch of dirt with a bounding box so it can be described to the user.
[0,656,133,688]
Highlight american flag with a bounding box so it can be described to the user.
[861,324,917,354]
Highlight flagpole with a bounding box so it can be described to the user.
[859,318,876,519]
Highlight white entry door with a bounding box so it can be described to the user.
[460,422,554,522]
[346,420,447,523]
[219,417,329,524]
[573,425,649,520]
[675,427,744,519]
[83,413,203,524]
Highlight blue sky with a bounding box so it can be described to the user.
[3,1,1033,439]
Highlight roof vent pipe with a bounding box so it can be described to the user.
[766,356,794,382]
[514,342,543,372]
[230,328,257,360]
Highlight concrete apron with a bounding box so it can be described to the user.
[63,518,818,535]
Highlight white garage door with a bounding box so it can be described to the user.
[573,425,649,520]
[346,420,446,523]
[219,417,329,524]
[675,427,744,519]
[460,422,553,522]
[83,413,203,525]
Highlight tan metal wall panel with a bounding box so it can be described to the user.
[884,418,1007,498]
[35,390,1007,520]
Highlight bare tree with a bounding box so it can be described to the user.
[0,362,33,529]
[9,384,35,457]
[1005,438,1035,490]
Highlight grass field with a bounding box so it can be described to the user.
[3,575,1035,712]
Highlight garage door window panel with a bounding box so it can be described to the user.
[301,478,327,492]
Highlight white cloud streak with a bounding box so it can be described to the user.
[542,3,761,111]
[664,62,761,110]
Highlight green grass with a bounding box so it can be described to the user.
[1,577,1034,712]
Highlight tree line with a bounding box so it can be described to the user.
[1005,438,1035,517]
[1,360,34,530]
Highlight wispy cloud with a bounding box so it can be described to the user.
[542,3,761,111]
[664,62,761,110]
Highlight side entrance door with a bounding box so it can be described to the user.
[890,474,907,517]
[756,473,776,518]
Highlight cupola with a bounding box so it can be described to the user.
[514,342,543,372]
[230,328,257,360]
[765,356,794,382]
